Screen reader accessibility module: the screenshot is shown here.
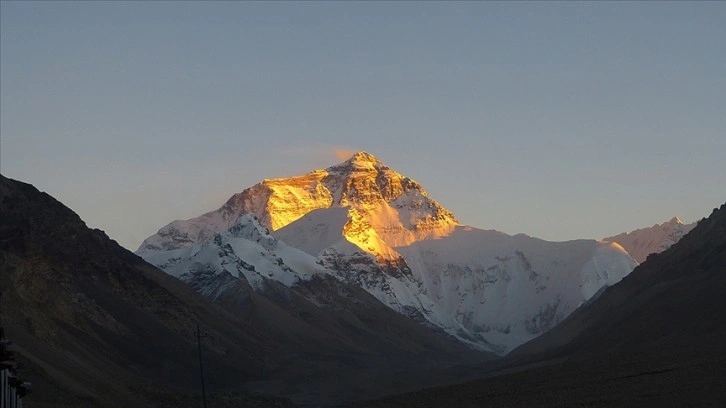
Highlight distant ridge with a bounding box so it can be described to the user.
[603,216,697,263]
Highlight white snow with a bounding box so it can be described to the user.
[393,226,637,353]
[142,215,327,291]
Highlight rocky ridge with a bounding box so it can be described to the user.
[603,216,697,263]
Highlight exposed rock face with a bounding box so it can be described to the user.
[137,152,458,258]
[603,216,697,263]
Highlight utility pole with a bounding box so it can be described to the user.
[195,322,208,408]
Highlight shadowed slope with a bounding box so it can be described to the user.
[0,174,291,407]
[344,203,726,407]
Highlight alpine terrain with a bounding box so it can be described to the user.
[603,217,697,263]
[139,152,637,354]
[0,174,486,407]
[347,202,726,407]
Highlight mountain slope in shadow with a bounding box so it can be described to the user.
[345,203,726,407]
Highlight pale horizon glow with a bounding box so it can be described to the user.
[1,2,725,250]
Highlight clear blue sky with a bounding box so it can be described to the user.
[2,1,725,250]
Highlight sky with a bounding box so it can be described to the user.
[2,1,725,251]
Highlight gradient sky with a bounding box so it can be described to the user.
[2,1,725,251]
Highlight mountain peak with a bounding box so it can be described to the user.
[346,151,380,164]
[138,152,458,252]
[329,151,385,173]
[669,216,684,225]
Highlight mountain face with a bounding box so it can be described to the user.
[138,152,637,355]
[137,152,458,257]
[345,203,726,408]
[603,217,696,263]
[0,174,485,407]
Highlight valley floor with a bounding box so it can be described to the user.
[342,343,726,408]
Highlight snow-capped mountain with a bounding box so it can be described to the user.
[137,152,457,257]
[603,217,697,264]
[138,152,637,354]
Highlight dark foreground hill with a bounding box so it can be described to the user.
[0,175,293,407]
[0,175,488,407]
[345,203,726,407]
